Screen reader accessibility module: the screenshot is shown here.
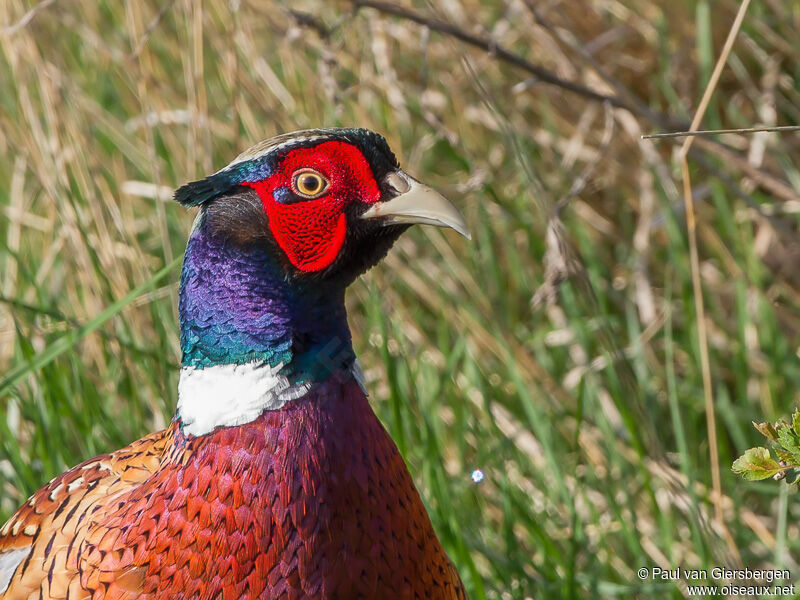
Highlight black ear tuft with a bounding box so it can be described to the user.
[174,173,234,207]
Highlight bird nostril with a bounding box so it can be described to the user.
[383,171,411,195]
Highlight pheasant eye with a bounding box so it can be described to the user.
[292,169,328,199]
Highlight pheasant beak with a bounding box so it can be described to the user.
[360,171,471,239]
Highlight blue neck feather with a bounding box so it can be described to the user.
[178,213,354,384]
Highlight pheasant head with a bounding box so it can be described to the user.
[176,128,467,279]
[174,128,469,435]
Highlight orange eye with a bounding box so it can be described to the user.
[292,169,328,198]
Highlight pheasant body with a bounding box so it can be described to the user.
[0,128,469,599]
[0,380,464,599]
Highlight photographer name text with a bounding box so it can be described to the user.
[640,567,789,582]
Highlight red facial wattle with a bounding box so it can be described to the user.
[242,141,382,272]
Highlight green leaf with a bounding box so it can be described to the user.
[753,421,778,442]
[777,424,800,466]
[732,447,782,481]
[793,410,800,437]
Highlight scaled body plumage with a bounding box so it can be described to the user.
[0,128,469,599]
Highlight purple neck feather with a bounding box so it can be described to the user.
[178,212,354,382]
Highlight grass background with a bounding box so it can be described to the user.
[1,0,799,598]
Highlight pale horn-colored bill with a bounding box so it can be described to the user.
[360,171,471,240]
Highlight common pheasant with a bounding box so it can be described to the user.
[0,128,470,599]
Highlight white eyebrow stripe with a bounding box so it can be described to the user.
[220,130,341,172]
